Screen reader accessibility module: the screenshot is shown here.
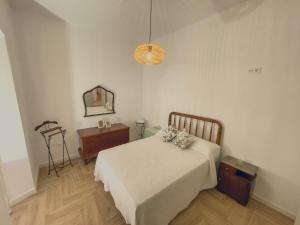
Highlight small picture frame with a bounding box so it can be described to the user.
[97,120,105,129]
[105,120,111,128]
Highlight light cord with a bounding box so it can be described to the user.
[148,0,152,44]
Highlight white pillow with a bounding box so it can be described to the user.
[173,130,195,149]
[189,137,221,162]
[160,125,177,142]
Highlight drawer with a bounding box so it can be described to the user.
[217,171,233,195]
[219,162,236,175]
[82,135,104,152]
[103,129,129,145]
[82,129,129,152]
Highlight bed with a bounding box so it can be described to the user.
[94,112,222,225]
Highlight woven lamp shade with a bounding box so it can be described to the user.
[134,44,165,65]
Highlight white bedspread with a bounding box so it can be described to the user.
[94,135,219,225]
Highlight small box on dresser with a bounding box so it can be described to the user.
[77,123,129,164]
[217,156,258,206]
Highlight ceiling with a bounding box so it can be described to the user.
[10,0,248,43]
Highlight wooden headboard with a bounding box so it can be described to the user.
[168,112,223,145]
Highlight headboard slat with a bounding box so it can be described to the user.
[178,116,182,130]
[209,123,214,142]
[168,112,222,145]
[195,120,199,136]
[202,121,206,139]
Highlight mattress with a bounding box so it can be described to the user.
[94,134,219,225]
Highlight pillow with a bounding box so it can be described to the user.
[189,137,221,162]
[160,125,177,142]
[173,130,194,149]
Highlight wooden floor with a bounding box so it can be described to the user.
[11,159,294,225]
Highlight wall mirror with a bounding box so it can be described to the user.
[83,85,115,117]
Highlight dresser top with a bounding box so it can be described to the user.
[77,123,129,138]
[222,156,258,177]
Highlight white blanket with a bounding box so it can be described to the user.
[94,135,219,225]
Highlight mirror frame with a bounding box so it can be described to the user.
[83,85,115,117]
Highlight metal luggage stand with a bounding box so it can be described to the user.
[35,121,73,177]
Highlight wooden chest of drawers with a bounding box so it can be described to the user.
[217,156,258,206]
[77,123,129,163]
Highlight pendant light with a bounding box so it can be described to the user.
[134,0,165,65]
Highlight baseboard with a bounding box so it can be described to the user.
[8,156,79,206]
[39,154,79,168]
[252,194,296,220]
[34,165,40,187]
[9,188,37,207]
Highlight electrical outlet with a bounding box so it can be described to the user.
[248,67,263,74]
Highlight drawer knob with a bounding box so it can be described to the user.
[225,167,229,170]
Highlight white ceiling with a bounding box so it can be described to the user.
[10,0,247,43]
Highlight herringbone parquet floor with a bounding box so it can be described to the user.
[11,159,294,225]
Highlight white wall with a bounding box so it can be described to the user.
[0,163,11,225]
[0,0,37,184]
[142,0,300,217]
[0,30,35,204]
[12,3,143,168]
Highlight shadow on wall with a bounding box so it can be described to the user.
[254,168,300,216]
[222,139,300,216]
[151,0,263,40]
[12,2,77,166]
[211,0,264,22]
